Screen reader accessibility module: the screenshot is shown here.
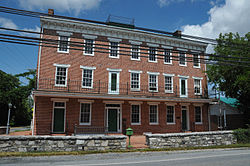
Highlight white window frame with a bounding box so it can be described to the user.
[57,36,70,53]
[80,66,96,89]
[129,70,142,91]
[166,105,175,124]
[164,49,172,64]
[147,72,159,92]
[131,45,140,61]
[149,105,158,125]
[54,64,70,87]
[193,77,203,95]
[194,106,202,124]
[79,102,92,125]
[179,52,187,66]
[178,75,189,98]
[83,39,95,56]
[131,104,141,125]
[163,73,175,93]
[193,54,200,68]
[107,68,122,94]
[108,38,121,59]
[148,47,157,63]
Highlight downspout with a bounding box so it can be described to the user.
[37,26,43,88]
[32,96,36,136]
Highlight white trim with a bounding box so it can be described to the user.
[80,66,96,70]
[162,45,173,49]
[147,43,159,47]
[130,72,141,91]
[179,78,188,98]
[192,76,203,80]
[79,102,92,125]
[163,73,175,77]
[53,63,71,68]
[78,99,94,103]
[149,104,159,125]
[56,31,72,36]
[108,72,120,94]
[109,42,120,59]
[52,101,66,133]
[51,98,69,102]
[81,68,95,89]
[128,70,142,73]
[83,39,95,56]
[131,104,141,125]
[164,50,172,65]
[179,53,187,66]
[82,34,97,39]
[131,45,140,61]
[193,54,201,68]
[147,71,160,75]
[177,48,188,51]
[37,27,43,89]
[178,75,189,79]
[194,105,203,125]
[194,78,202,96]
[129,40,142,45]
[164,75,174,93]
[148,47,157,63]
[108,37,122,42]
[107,68,122,72]
[148,74,159,92]
[166,105,175,125]
[57,36,70,53]
[106,107,122,133]
[54,66,69,87]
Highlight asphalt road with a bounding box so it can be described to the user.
[0,148,250,166]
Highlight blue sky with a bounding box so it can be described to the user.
[0,0,249,76]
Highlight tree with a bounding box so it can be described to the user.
[207,32,250,125]
[0,69,36,126]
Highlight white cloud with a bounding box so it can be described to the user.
[18,0,102,16]
[21,26,40,37]
[157,0,201,7]
[182,0,250,40]
[0,17,18,29]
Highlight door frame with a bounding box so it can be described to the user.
[52,101,66,133]
[106,106,122,133]
[181,105,190,131]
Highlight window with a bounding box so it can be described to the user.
[149,47,157,62]
[179,78,188,97]
[194,79,202,95]
[82,69,93,88]
[131,105,140,124]
[164,49,172,64]
[149,74,158,92]
[149,105,158,124]
[166,106,175,124]
[131,45,140,60]
[80,103,91,125]
[84,39,94,55]
[55,67,67,86]
[179,52,186,66]
[58,36,69,52]
[165,76,173,93]
[195,106,202,124]
[131,73,140,91]
[193,54,200,68]
[110,42,119,58]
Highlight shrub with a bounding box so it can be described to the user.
[233,127,250,143]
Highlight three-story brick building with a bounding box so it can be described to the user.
[33,10,210,135]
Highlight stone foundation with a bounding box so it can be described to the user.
[0,135,127,152]
[145,131,236,149]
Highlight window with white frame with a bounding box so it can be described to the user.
[166,106,175,124]
[82,69,93,88]
[131,45,140,60]
[148,74,158,92]
[110,42,119,58]
[80,103,91,125]
[179,77,188,97]
[179,52,186,66]
[194,79,202,95]
[149,105,158,124]
[84,39,94,55]
[195,106,202,123]
[55,67,68,86]
[131,105,140,124]
[58,36,69,52]
[131,72,140,91]
[164,49,172,64]
[193,54,200,67]
[165,76,173,93]
[149,47,157,62]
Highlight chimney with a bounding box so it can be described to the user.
[48,9,54,15]
[173,30,182,38]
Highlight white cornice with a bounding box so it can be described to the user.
[41,17,207,52]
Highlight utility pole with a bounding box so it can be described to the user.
[6,103,12,135]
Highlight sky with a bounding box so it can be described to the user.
[0,0,250,76]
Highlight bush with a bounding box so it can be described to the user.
[233,127,250,143]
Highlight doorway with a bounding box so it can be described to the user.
[181,106,189,131]
[106,105,121,132]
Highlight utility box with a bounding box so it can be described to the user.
[126,127,133,136]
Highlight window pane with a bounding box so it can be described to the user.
[149,75,157,91]
[131,105,140,123]
[194,79,201,94]
[195,106,202,123]
[111,73,117,91]
[131,73,139,90]
[193,54,200,67]
[85,39,94,54]
[165,76,173,92]
[110,42,118,57]
[167,106,174,123]
[54,102,65,107]
[131,45,139,59]
[164,50,171,63]
[82,69,93,87]
[150,105,158,123]
[59,36,69,52]
[181,79,186,95]
[56,67,67,85]
[179,53,185,65]
[149,47,156,61]
[80,103,91,123]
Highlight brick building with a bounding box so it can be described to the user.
[33,10,210,135]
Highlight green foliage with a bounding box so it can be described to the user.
[207,32,250,123]
[0,69,36,126]
[233,126,250,143]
